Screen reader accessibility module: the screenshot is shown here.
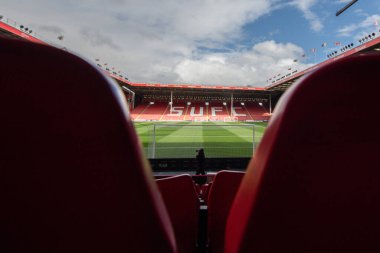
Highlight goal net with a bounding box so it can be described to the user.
[146,123,256,159]
[224,116,238,122]
[194,117,208,122]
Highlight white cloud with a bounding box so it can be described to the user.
[174,40,311,86]
[1,0,315,87]
[337,14,380,37]
[290,0,323,32]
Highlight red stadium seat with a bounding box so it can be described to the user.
[225,52,380,253]
[207,170,244,253]
[0,38,176,253]
[156,174,200,253]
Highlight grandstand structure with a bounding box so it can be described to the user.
[131,91,271,122]
[1,15,380,122]
[2,14,380,253]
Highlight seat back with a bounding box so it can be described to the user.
[207,170,244,253]
[0,38,176,253]
[225,53,380,253]
[156,174,200,253]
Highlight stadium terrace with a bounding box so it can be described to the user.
[2,5,380,253]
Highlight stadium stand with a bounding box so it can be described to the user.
[186,102,209,121]
[225,52,380,253]
[207,171,245,253]
[243,102,270,121]
[0,37,176,253]
[133,101,168,121]
[161,102,187,121]
[130,102,149,120]
[3,15,380,253]
[131,101,270,122]
[208,102,231,121]
[156,175,200,253]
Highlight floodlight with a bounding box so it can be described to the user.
[223,102,227,106]
[241,102,245,106]
[150,102,155,105]
[205,102,209,106]
[259,102,263,106]
[187,102,191,106]
[169,102,172,105]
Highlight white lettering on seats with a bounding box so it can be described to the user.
[232,107,246,116]
[211,107,223,116]
[190,107,204,116]
[169,107,184,116]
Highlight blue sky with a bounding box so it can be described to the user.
[1,0,379,87]
[239,0,380,63]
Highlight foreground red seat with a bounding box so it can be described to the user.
[156,174,200,253]
[207,171,244,253]
[225,52,380,253]
[0,38,176,253]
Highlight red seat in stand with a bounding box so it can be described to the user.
[156,174,200,253]
[0,37,176,253]
[225,53,380,253]
[207,170,244,253]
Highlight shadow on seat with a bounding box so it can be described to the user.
[207,170,244,253]
[225,53,380,253]
[0,38,176,253]
[156,174,200,253]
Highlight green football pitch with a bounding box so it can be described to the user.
[133,121,268,158]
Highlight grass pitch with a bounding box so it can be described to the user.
[133,121,268,158]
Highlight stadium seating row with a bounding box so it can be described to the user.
[155,171,244,253]
[2,37,380,253]
[131,101,270,121]
[142,94,269,103]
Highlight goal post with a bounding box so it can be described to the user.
[147,123,256,159]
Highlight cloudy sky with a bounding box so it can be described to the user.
[2,0,379,87]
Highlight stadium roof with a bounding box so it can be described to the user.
[1,17,380,94]
[0,20,46,45]
[266,35,380,92]
[127,82,265,91]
